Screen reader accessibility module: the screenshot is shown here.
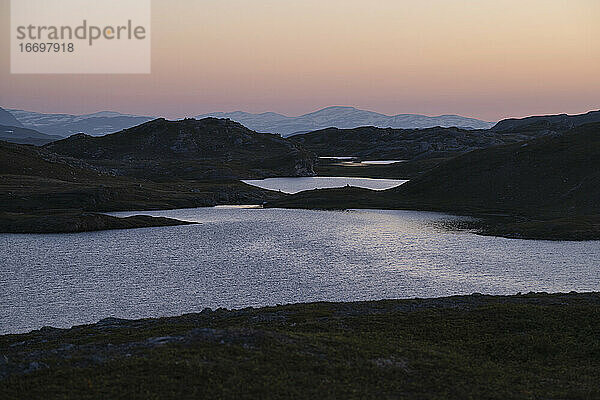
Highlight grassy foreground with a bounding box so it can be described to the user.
[1,292,599,399]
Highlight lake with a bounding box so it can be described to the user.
[1,207,598,334]
[318,157,406,165]
[359,160,406,165]
[242,176,407,194]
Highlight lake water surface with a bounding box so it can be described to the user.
[359,160,406,165]
[242,176,407,193]
[318,157,406,165]
[1,207,598,334]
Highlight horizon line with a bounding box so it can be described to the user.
[4,104,600,123]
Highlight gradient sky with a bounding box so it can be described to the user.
[1,0,598,121]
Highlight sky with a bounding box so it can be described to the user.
[0,0,599,122]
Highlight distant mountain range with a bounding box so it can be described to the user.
[6,109,155,137]
[195,106,495,136]
[0,124,62,146]
[3,106,598,143]
[2,106,494,139]
[0,107,24,127]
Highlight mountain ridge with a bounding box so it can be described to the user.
[288,109,600,162]
[195,106,495,136]
[491,110,600,133]
[0,124,62,146]
[0,107,23,128]
[44,117,315,180]
[7,109,155,137]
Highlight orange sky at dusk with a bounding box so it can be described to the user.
[1,0,598,121]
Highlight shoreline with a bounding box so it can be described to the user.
[0,211,196,234]
[3,291,597,336]
[264,186,600,241]
[3,203,599,241]
[2,291,599,398]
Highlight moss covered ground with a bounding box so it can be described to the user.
[1,292,599,399]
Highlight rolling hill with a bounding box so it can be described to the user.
[44,117,315,180]
[267,122,600,239]
[392,122,600,216]
[287,110,600,164]
[491,110,600,133]
[0,139,286,232]
[289,126,511,161]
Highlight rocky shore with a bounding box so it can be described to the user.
[0,211,195,234]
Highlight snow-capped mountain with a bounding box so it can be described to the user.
[196,106,495,137]
[5,106,494,138]
[7,109,155,137]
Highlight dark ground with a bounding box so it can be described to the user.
[267,123,600,240]
[1,292,599,399]
[0,139,287,233]
[314,157,447,180]
[0,211,195,234]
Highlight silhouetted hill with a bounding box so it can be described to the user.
[393,122,600,216]
[0,140,101,181]
[491,110,600,134]
[287,111,600,164]
[0,140,194,232]
[289,126,528,161]
[267,123,600,239]
[45,118,315,180]
[0,140,286,232]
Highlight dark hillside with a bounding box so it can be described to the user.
[0,140,286,232]
[393,122,600,216]
[289,125,544,162]
[267,123,600,239]
[491,110,600,133]
[46,118,315,180]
